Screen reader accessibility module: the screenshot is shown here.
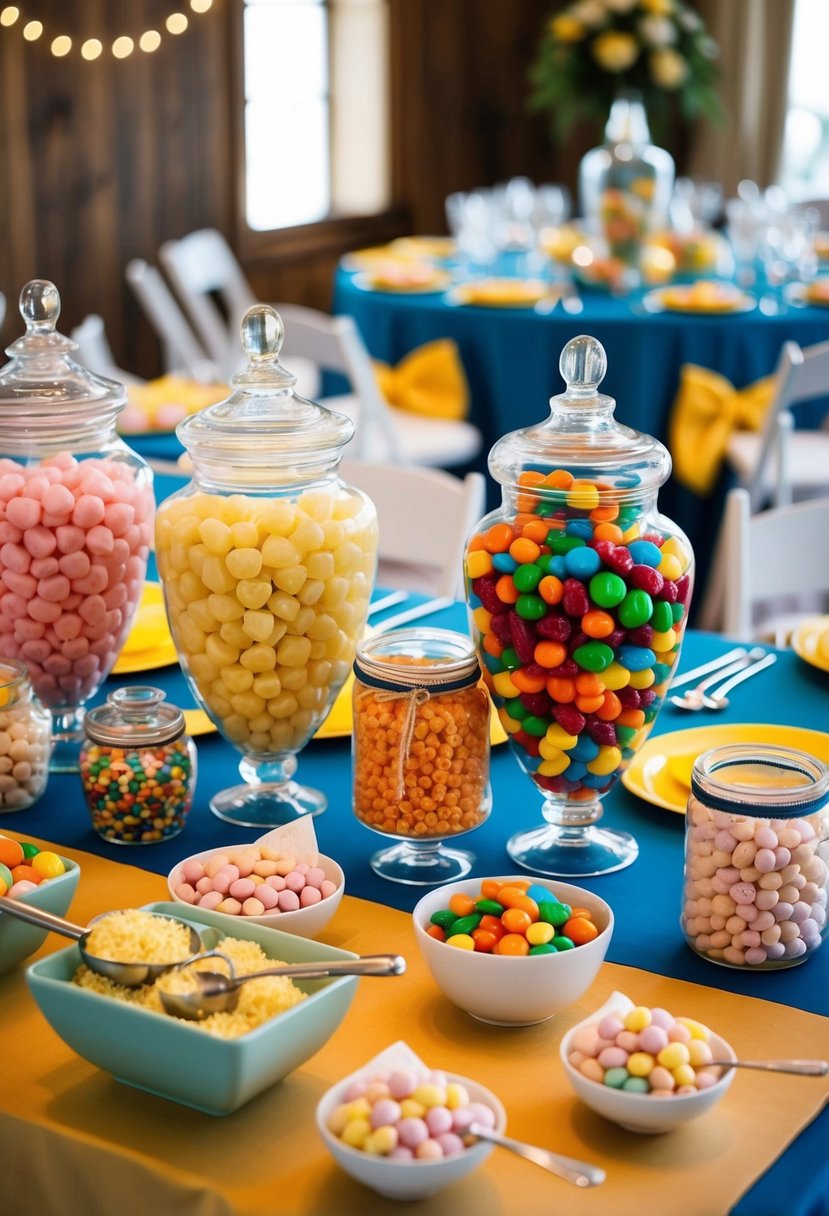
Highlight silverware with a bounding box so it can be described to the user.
[701,652,777,710]
[669,648,766,711]
[467,1123,605,1188]
[668,647,749,690]
[0,896,202,987]
[367,590,408,617]
[708,1058,828,1076]
[160,953,406,1020]
[371,596,454,633]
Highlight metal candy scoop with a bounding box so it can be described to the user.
[708,1058,828,1076]
[467,1123,605,1187]
[669,648,767,711]
[0,896,202,987]
[159,953,407,1020]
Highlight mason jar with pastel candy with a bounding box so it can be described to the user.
[464,336,693,878]
[0,281,153,772]
[156,305,377,827]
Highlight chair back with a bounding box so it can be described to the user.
[160,229,256,375]
[69,315,142,385]
[340,459,485,598]
[125,259,218,381]
[722,487,829,640]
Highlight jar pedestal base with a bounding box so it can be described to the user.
[507,823,638,878]
[370,840,475,886]
[50,709,85,774]
[210,780,327,828]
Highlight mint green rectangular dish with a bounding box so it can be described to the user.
[0,857,79,974]
[26,900,359,1116]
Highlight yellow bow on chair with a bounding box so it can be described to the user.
[373,339,470,421]
[668,364,776,496]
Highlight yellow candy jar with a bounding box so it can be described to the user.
[465,335,693,878]
[156,306,378,827]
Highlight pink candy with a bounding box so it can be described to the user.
[173,845,341,916]
[0,453,152,709]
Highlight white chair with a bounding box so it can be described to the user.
[125,259,219,381]
[69,315,143,385]
[726,338,829,511]
[159,229,256,378]
[720,487,829,644]
[273,303,482,468]
[341,459,485,598]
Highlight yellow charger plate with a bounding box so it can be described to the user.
[112,583,178,675]
[353,270,452,295]
[792,616,829,674]
[642,284,755,314]
[622,723,829,815]
[448,278,549,308]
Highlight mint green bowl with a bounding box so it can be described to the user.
[0,857,79,974]
[26,900,359,1115]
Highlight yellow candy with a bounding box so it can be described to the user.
[30,851,65,879]
[657,1042,691,1070]
[651,629,677,653]
[198,517,233,556]
[498,707,523,735]
[538,738,569,762]
[586,745,622,776]
[538,754,571,777]
[526,922,554,945]
[260,534,300,568]
[364,1126,398,1156]
[544,723,579,750]
[658,553,683,581]
[345,1097,371,1121]
[239,643,277,673]
[627,1052,655,1077]
[208,593,244,623]
[399,1098,425,1118]
[676,1017,710,1041]
[472,605,492,634]
[226,547,263,580]
[340,1118,372,1149]
[628,667,655,689]
[492,671,520,699]
[412,1084,447,1109]
[661,536,689,569]
[672,1064,697,1088]
[623,1005,653,1032]
[445,1083,469,1110]
[601,662,631,691]
[566,483,600,510]
[621,523,640,542]
[326,1104,352,1135]
[236,579,273,610]
[687,1039,713,1067]
[230,520,259,548]
[445,933,475,950]
[243,610,275,642]
[467,550,494,579]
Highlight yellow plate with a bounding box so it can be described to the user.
[112,583,178,675]
[448,278,549,308]
[792,616,829,673]
[642,285,755,314]
[390,236,457,260]
[353,270,452,295]
[622,723,829,814]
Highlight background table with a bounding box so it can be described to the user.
[6,599,829,1215]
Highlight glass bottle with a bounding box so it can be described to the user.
[0,659,52,811]
[465,334,693,878]
[0,281,154,772]
[80,687,196,844]
[682,744,828,969]
[579,94,675,287]
[352,627,491,884]
[156,305,378,828]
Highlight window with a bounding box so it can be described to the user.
[243,0,390,233]
[779,0,829,200]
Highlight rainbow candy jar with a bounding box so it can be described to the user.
[464,335,693,877]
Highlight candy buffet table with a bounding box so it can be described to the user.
[1,604,828,1216]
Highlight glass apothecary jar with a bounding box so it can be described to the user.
[579,94,675,288]
[682,744,828,969]
[0,281,154,773]
[353,628,491,884]
[80,687,196,844]
[0,659,52,811]
[465,334,693,878]
[156,306,378,828]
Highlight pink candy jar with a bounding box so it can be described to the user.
[465,335,693,879]
[156,305,378,828]
[682,744,829,969]
[0,281,154,771]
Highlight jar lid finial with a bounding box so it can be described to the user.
[241,305,284,362]
[19,279,61,333]
[559,335,607,397]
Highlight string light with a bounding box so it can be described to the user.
[0,3,214,58]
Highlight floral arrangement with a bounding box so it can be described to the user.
[530,0,721,140]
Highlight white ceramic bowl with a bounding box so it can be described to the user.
[413,877,612,1026]
[316,1069,506,1200]
[166,844,344,939]
[560,994,737,1134]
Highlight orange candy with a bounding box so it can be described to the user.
[518,470,545,487]
[496,889,540,920]
[511,668,547,695]
[542,469,574,489]
[521,519,551,545]
[494,933,530,957]
[501,907,533,935]
[596,691,622,721]
[533,641,566,669]
[426,923,446,942]
[563,916,600,945]
[617,708,645,728]
[575,693,605,713]
[479,914,506,940]
[538,575,563,605]
[10,864,41,885]
[467,533,488,553]
[509,537,541,565]
[495,575,519,604]
[581,610,615,639]
[472,928,500,953]
[482,633,503,659]
[449,892,477,918]
[575,672,604,696]
[589,504,619,523]
[480,879,503,901]
[0,836,24,869]
[593,522,624,544]
[484,523,515,554]
[547,676,576,702]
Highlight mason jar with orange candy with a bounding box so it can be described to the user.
[465,335,693,878]
[352,628,491,884]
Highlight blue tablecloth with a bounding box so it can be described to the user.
[11,596,829,1216]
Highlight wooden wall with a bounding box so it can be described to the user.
[0,0,686,377]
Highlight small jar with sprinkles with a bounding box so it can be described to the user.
[682,744,829,969]
[80,686,197,844]
[352,628,491,885]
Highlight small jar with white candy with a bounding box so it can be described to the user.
[682,744,829,969]
[0,659,52,811]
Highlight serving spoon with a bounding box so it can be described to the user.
[669,648,767,711]
[159,953,407,1020]
[467,1123,605,1187]
[0,896,202,987]
[707,1058,827,1076]
[700,651,777,710]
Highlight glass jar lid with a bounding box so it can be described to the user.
[177,305,354,476]
[0,281,126,439]
[83,687,186,748]
[488,334,671,499]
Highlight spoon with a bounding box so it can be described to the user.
[0,896,202,987]
[708,1058,828,1076]
[669,648,767,711]
[159,953,407,1020]
[467,1123,605,1188]
[701,652,777,709]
